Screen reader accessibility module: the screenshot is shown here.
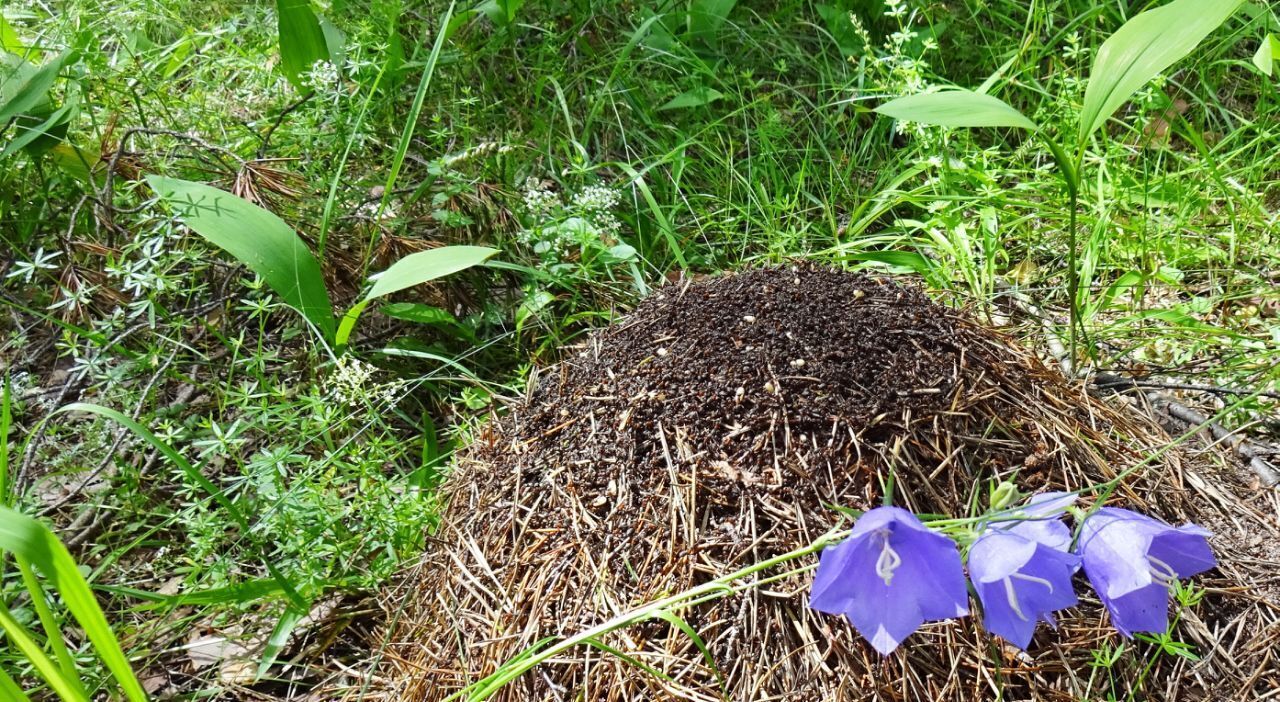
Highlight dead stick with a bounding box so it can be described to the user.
[997,291,1280,488]
[1155,398,1280,488]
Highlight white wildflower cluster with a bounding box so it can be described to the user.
[323,357,406,406]
[571,185,622,237]
[517,178,625,260]
[303,59,341,94]
[571,184,620,212]
[522,177,560,217]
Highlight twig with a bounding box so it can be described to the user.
[255,93,314,159]
[997,294,1280,488]
[1154,398,1280,488]
[1092,374,1280,401]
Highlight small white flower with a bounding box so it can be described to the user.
[571,185,620,212]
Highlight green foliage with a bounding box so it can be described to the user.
[0,49,76,158]
[3,0,1279,695]
[874,89,1037,129]
[274,0,330,89]
[0,505,146,701]
[335,245,498,349]
[1079,0,1243,143]
[146,176,337,341]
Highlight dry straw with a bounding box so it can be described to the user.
[378,267,1280,701]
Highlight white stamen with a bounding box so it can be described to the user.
[875,535,902,586]
[1147,555,1177,585]
[1010,572,1055,594]
[1003,577,1030,622]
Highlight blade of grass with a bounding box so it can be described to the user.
[0,601,88,702]
[0,666,30,701]
[367,2,456,274]
[256,604,308,679]
[17,556,89,698]
[1,376,10,507]
[0,506,145,701]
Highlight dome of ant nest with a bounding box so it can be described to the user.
[381,266,1280,701]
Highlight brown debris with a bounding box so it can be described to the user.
[380,266,1280,701]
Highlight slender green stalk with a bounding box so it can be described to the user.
[363,2,456,277]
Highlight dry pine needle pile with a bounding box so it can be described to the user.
[382,267,1280,701]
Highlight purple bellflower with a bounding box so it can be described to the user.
[1077,507,1216,637]
[969,533,1079,649]
[968,492,1081,649]
[810,506,969,655]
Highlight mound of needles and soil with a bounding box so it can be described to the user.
[382,266,1280,701]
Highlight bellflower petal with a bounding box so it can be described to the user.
[1077,507,1216,637]
[810,506,968,655]
[996,492,1077,553]
[969,529,1080,649]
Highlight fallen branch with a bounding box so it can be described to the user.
[1092,374,1280,402]
[995,292,1280,488]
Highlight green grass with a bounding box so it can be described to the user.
[2,0,1279,697]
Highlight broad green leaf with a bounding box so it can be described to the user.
[816,4,868,55]
[146,175,335,340]
[383,303,478,343]
[1,87,77,158]
[46,141,98,185]
[687,0,737,40]
[366,245,497,301]
[275,0,329,90]
[1254,33,1279,76]
[0,50,68,123]
[658,86,726,111]
[475,0,524,26]
[0,505,147,701]
[381,302,460,326]
[0,15,28,56]
[839,250,934,274]
[319,15,346,68]
[334,245,497,350]
[874,89,1037,129]
[1079,0,1242,143]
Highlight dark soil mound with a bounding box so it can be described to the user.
[384,267,1280,702]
